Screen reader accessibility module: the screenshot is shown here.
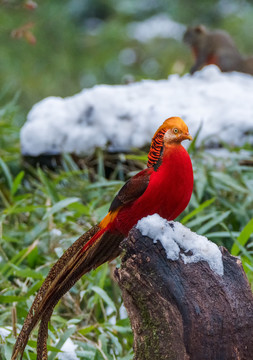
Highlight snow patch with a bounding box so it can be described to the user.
[57,338,78,360]
[0,327,11,342]
[21,66,253,156]
[136,214,224,276]
[50,228,62,237]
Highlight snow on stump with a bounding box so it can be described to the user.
[115,215,253,360]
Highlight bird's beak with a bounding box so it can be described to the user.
[182,132,193,141]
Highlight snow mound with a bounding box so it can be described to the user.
[136,214,224,276]
[21,66,253,156]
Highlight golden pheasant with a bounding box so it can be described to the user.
[12,116,193,359]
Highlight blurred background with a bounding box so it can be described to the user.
[1,1,253,359]
[2,0,253,112]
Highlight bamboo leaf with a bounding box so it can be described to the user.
[0,239,39,277]
[231,218,253,256]
[181,198,216,225]
[187,122,203,154]
[42,197,80,220]
[10,266,43,280]
[0,157,12,189]
[0,295,26,303]
[197,211,231,235]
[211,171,248,193]
[37,168,59,203]
[11,171,24,196]
[4,204,45,215]
[78,325,97,336]
[91,286,116,312]
[185,212,217,229]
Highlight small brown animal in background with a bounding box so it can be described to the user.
[183,25,253,75]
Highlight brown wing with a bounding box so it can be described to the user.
[109,167,153,212]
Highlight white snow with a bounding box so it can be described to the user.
[127,13,186,43]
[57,338,78,360]
[21,65,253,156]
[50,228,62,237]
[0,327,11,341]
[136,214,224,276]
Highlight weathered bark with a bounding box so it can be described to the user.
[115,228,253,360]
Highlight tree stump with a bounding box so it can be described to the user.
[115,227,253,360]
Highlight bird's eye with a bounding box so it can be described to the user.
[173,128,178,134]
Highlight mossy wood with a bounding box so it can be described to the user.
[115,228,253,360]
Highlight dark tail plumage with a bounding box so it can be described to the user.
[12,225,124,360]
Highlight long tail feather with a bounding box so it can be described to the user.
[36,308,53,360]
[12,225,124,360]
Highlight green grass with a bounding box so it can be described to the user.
[0,99,253,359]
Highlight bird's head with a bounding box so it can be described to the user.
[147,117,192,168]
[155,116,192,145]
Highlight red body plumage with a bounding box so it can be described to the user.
[110,144,193,235]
